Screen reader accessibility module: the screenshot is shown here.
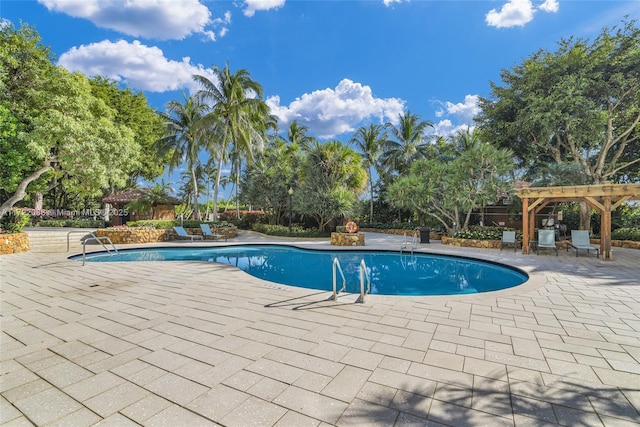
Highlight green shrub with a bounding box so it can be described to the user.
[358,221,420,230]
[0,209,31,233]
[454,226,520,241]
[182,220,235,229]
[252,223,328,237]
[36,219,102,228]
[611,227,640,241]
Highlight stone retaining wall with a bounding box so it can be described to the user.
[591,239,640,250]
[360,228,445,240]
[96,227,238,244]
[96,228,169,244]
[0,233,30,255]
[441,236,640,251]
[331,232,365,246]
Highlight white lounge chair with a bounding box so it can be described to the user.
[500,230,518,252]
[200,224,226,241]
[568,230,599,258]
[173,226,203,242]
[537,229,558,256]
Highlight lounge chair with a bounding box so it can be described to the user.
[537,229,558,256]
[500,230,518,252]
[173,226,203,242]
[568,230,599,258]
[200,224,227,241]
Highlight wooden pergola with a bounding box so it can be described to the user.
[514,183,640,260]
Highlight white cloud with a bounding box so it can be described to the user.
[485,0,558,29]
[433,94,480,136]
[38,0,229,40]
[383,0,405,6]
[58,39,217,93]
[538,0,559,13]
[485,0,535,28]
[244,0,286,17]
[267,79,405,139]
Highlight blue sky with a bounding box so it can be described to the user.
[3,0,640,198]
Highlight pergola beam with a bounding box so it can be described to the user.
[515,183,640,261]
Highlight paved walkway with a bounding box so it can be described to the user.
[1,231,639,426]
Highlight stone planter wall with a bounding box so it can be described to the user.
[441,236,502,249]
[360,228,445,240]
[0,232,30,255]
[96,228,169,244]
[95,227,238,244]
[331,232,365,246]
[591,239,640,250]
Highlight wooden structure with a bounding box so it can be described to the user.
[515,183,640,260]
[102,189,181,226]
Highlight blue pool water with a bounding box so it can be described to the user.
[74,245,527,296]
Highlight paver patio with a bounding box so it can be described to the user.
[1,230,639,426]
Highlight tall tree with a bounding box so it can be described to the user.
[90,77,167,187]
[476,19,640,227]
[387,137,514,233]
[350,123,387,222]
[381,110,434,177]
[241,137,299,225]
[287,120,314,150]
[297,141,367,231]
[194,63,272,219]
[0,23,139,216]
[156,94,209,220]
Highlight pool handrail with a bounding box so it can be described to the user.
[67,230,96,252]
[332,258,346,300]
[400,230,418,254]
[82,232,118,266]
[359,260,371,303]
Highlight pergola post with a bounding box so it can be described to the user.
[602,196,612,260]
[522,197,530,254]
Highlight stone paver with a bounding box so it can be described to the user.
[1,230,639,425]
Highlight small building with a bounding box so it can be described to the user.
[102,189,181,226]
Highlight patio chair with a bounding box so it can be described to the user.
[500,230,518,252]
[537,229,558,256]
[568,230,599,258]
[200,223,227,241]
[172,226,203,242]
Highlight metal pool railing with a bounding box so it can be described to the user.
[332,258,346,300]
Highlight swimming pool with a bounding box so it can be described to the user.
[75,245,527,296]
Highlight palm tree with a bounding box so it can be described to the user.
[382,110,434,176]
[287,120,314,150]
[194,62,272,219]
[349,123,387,222]
[156,93,209,220]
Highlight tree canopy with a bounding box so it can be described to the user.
[476,19,640,185]
[0,23,165,217]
